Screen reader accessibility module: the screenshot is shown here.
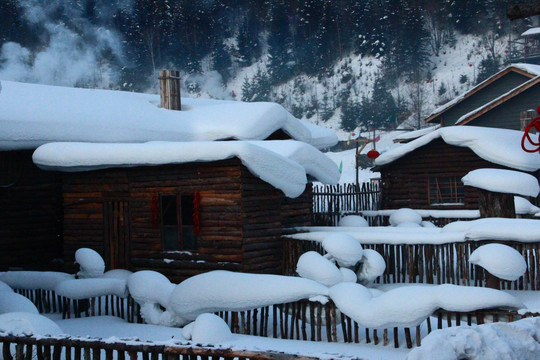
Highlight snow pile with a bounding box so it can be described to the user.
[321,233,364,267]
[469,244,527,281]
[389,209,422,226]
[0,271,74,290]
[515,196,540,215]
[442,218,540,242]
[338,215,369,227]
[0,80,337,150]
[406,317,540,360]
[375,126,540,172]
[102,269,133,280]
[0,292,39,314]
[33,140,339,198]
[0,312,63,336]
[329,283,523,329]
[127,271,181,326]
[169,271,328,322]
[182,313,232,344]
[55,278,128,299]
[296,251,343,287]
[356,249,386,285]
[340,268,358,283]
[75,248,105,278]
[0,281,13,292]
[462,169,539,197]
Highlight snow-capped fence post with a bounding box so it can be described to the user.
[158,70,181,111]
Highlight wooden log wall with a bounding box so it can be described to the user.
[282,238,540,290]
[377,139,513,210]
[62,158,314,282]
[0,151,63,271]
[0,334,320,360]
[312,182,382,226]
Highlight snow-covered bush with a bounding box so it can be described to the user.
[296,251,343,286]
[321,233,364,267]
[0,312,63,336]
[75,248,105,278]
[389,208,422,226]
[338,215,369,227]
[0,292,39,314]
[469,244,527,281]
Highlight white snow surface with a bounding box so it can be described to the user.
[406,317,540,360]
[187,313,233,344]
[296,251,343,287]
[0,281,13,292]
[0,292,39,314]
[462,168,540,197]
[0,80,337,150]
[102,269,133,280]
[338,215,369,227]
[375,126,540,172]
[0,312,63,336]
[169,271,328,321]
[361,209,480,219]
[442,218,540,242]
[340,268,358,283]
[321,233,364,267]
[356,249,386,285]
[55,278,128,299]
[75,248,105,278]
[515,196,540,215]
[127,271,175,308]
[469,244,527,281]
[33,140,339,198]
[0,271,74,290]
[389,208,423,226]
[521,27,540,36]
[329,283,523,329]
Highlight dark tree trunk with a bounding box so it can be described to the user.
[478,189,516,218]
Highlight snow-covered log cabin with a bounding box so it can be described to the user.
[373,126,540,211]
[425,63,540,129]
[0,74,339,282]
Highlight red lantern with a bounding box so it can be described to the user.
[367,149,380,160]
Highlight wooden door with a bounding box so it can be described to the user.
[104,201,130,269]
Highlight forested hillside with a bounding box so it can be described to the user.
[0,1,535,135]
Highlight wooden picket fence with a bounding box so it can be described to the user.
[0,334,321,360]
[282,237,540,290]
[312,182,382,226]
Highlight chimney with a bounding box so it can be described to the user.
[159,70,181,110]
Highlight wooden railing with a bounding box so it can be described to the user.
[0,333,321,360]
[282,238,540,290]
[312,182,382,226]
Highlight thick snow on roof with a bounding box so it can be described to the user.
[375,126,540,172]
[522,27,540,37]
[462,168,540,197]
[0,80,337,150]
[33,140,340,198]
[393,125,439,142]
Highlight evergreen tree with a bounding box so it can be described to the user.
[267,0,293,84]
[371,73,398,129]
[211,40,232,83]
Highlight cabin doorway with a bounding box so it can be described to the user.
[103,200,130,269]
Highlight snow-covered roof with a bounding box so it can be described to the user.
[522,27,540,37]
[374,126,540,172]
[33,140,340,198]
[454,76,540,125]
[393,125,440,143]
[425,64,540,123]
[0,80,337,150]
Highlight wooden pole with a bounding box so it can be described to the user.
[159,70,182,111]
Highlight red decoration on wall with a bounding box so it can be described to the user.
[521,107,540,153]
[193,191,201,235]
[367,149,380,160]
[150,194,159,228]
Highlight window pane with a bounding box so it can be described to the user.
[163,226,179,250]
[181,195,195,225]
[161,195,178,226]
[182,226,197,250]
[429,177,464,205]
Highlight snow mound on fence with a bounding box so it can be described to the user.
[296,251,343,286]
[55,278,128,299]
[169,271,329,322]
[0,281,13,292]
[0,312,63,336]
[469,244,527,281]
[182,313,232,344]
[514,196,540,215]
[406,317,540,360]
[103,269,133,280]
[0,292,39,315]
[322,233,364,267]
[462,168,539,197]
[389,208,422,226]
[75,248,105,278]
[338,215,369,227]
[0,271,74,290]
[356,249,386,285]
[329,283,523,329]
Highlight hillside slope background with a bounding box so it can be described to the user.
[0,0,536,138]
